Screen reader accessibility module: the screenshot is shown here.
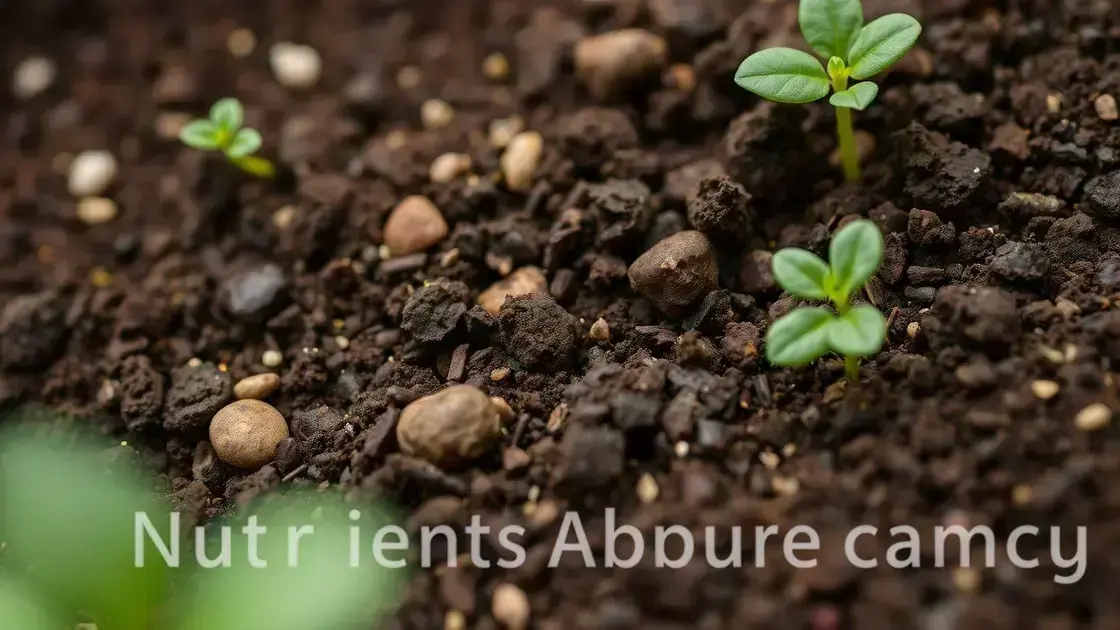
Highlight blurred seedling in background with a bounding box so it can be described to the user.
[179,98,276,178]
[765,219,887,381]
[734,0,921,181]
[0,406,406,630]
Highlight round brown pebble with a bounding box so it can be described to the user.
[478,266,548,315]
[574,29,668,101]
[628,230,718,314]
[233,372,281,400]
[209,399,290,469]
[491,583,530,630]
[396,385,502,469]
[383,195,449,256]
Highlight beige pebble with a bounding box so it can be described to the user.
[421,99,454,130]
[444,610,466,630]
[759,451,780,470]
[396,385,502,468]
[68,150,118,197]
[489,116,525,148]
[1046,92,1063,114]
[1030,380,1059,400]
[478,266,548,315]
[76,197,118,225]
[574,29,668,101]
[674,441,689,458]
[12,55,57,100]
[1011,484,1032,506]
[483,52,511,81]
[665,63,695,92]
[546,404,567,432]
[636,473,659,504]
[261,350,283,367]
[491,583,530,630]
[490,396,516,423]
[588,317,610,342]
[1075,403,1111,432]
[227,28,257,57]
[772,476,800,497]
[491,366,510,381]
[500,131,543,193]
[1095,94,1118,121]
[209,399,290,469]
[269,42,321,89]
[906,321,920,339]
[383,195,448,256]
[234,373,281,400]
[273,205,297,229]
[430,153,472,184]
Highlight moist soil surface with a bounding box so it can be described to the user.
[3,0,1120,628]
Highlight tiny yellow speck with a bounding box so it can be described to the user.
[90,267,113,288]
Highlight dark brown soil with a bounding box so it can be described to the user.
[3,0,1120,628]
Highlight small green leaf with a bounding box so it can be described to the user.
[828,304,886,357]
[0,577,65,630]
[734,48,830,104]
[178,120,222,150]
[847,14,922,80]
[209,98,244,132]
[772,248,831,300]
[226,127,262,159]
[828,219,883,297]
[766,307,835,367]
[799,0,863,60]
[231,155,276,178]
[829,81,879,110]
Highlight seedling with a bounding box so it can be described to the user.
[734,0,921,182]
[179,98,275,178]
[765,219,886,381]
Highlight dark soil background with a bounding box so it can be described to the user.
[3,0,1120,628]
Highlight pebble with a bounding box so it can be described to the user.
[445,610,467,630]
[1075,403,1111,432]
[262,350,284,367]
[430,153,472,184]
[483,52,511,81]
[627,230,718,313]
[209,399,290,469]
[67,150,118,197]
[588,317,610,342]
[574,29,668,101]
[269,42,322,88]
[478,266,548,315]
[272,205,297,229]
[234,373,281,400]
[220,263,287,319]
[12,55,57,100]
[636,473,659,504]
[383,195,449,256]
[906,322,921,339]
[421,99,455,130]
[76,197,118,225]
[396,385,503,468]
[500,131,543,192]
[490,396,516,423]
[227,28,257,57]
[1095,94,1118,121]
[491,583,531,630]
[1030,380,1059,400]
[489,116,525,148]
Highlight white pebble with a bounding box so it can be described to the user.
[269,42,322,89]
[261,350,283,367]
[68,150,118,197]
[12,56,56,100]
[76,197,118,225]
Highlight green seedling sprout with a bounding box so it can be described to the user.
[734,0,921,182]
[765,219,886,381]
[178,98,276,178]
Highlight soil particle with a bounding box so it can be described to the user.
[401,279,470,344]
[922,285,1021,354]
[220,263,288,320]
[989,242,1050,283]
[191,441,228,488]
[552,423,625,499]
[739,250,775,293]
[723,102,808,196]
[574,29,668,102]
[498,294,579,372]
[478,266,549,315]
[165,362,233,434]
[515,7,584,97]
[664,159,727,204]
[989,122,1031,160]
[0,291,68,371]
[119,355,165,433]
[233,373,281,401]
[274,437,303,475]
[628,230,718,314]
[395,385,502,469]
[1084,170,1120,222]
[209,399,290,470]
[686,175,751,237]
[910,82,987,134]
[895,122,992,214]
[907,209,956,248]
[588,318,611,342]
[556,107,639,171]
[384,196,449,256]
[998,192,1064,221]
[588,179,653,251]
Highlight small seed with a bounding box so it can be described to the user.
[430,152,472,184]
[636,473,659,504]
[588,317,610,342]
[1095,94,1118,121]
[421,99,454,130]
[261,350,283,367]
[269,42,321,88]
[491,366,510,381]
[491,583,530,630]
[1075,403,1111,432]
[76,197,118,225]
[68,150,118,197]
[1030,380,1059,400]
[234,373,281,400]
[482,52,510,81]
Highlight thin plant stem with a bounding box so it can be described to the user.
[844,355,860,382]
[835,107,860,182]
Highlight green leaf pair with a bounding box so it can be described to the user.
[734,0,921,111]
[179,98,275,178]
[766,219,887,369]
